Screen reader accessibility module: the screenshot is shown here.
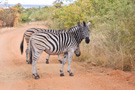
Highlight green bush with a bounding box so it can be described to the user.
[52,0,92,29]
[19,13,31,22]
[20,6,54,22]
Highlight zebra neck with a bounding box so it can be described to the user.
[71,30,83,44]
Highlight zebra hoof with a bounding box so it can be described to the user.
[46,59,49,64]
[46,61,49,64]
[28,61,32,64]
[59,60,63,64]
[33,74,40,79]
[27,61,32,64]
[35,75,40,79]
[60,73,64,76]
[69,72,74,76]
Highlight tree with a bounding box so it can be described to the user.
[53,0,63,8]
[13,3,23,13]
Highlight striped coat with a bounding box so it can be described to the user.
[20,28,81,64]
[29,21,91,79]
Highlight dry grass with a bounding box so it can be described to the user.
[73,22,135,71]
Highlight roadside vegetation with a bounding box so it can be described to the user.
[0,0,135,71]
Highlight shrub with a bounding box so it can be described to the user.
[72,0,135,71]
[0,7,17,27]
[0,3,22,27]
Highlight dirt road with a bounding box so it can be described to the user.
[0,25,135,90]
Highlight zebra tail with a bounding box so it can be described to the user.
[29,40,32,64]
[20,35,24,54]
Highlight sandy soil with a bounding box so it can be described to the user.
[0,25,135,90]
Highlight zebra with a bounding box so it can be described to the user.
[20,28,80,64]
[29,21,91,79]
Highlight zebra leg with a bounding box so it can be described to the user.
[60,53,68,76]
[32,59,40,79]
[32,52,42,79]
[25,43,29,63]
[31,42,43,79]
[46,54,50,64]
[67,51,74,76]
[58,55,62,64]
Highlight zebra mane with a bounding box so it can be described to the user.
[58,30,67,33]
[68,25,80,32]
[32,22,83,35]
[68,22,85,32]
[36,29,67,35]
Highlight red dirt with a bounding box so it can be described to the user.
[0,25,135,90]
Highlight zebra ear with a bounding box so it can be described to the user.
[77,22,81,26]
[87,21,91,26]
[83,21,86,27]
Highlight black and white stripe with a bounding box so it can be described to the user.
[29,21,91,79]
[20,28,67,64]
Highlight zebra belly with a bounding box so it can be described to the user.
[44,48,68,55]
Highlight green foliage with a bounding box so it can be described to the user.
[19,6,55,23]
[52,0,92,29]
[19,12,31,22]
[13,3,23,13]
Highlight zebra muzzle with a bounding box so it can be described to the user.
[85,37,90,44]
[76,52,81,57]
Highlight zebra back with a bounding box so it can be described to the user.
[24,28,67,43]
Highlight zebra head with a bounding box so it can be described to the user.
[74,46,81,57]
[78,21,91,44]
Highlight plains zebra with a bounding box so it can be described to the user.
[29,21,90,79]
[20,28,69,64]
